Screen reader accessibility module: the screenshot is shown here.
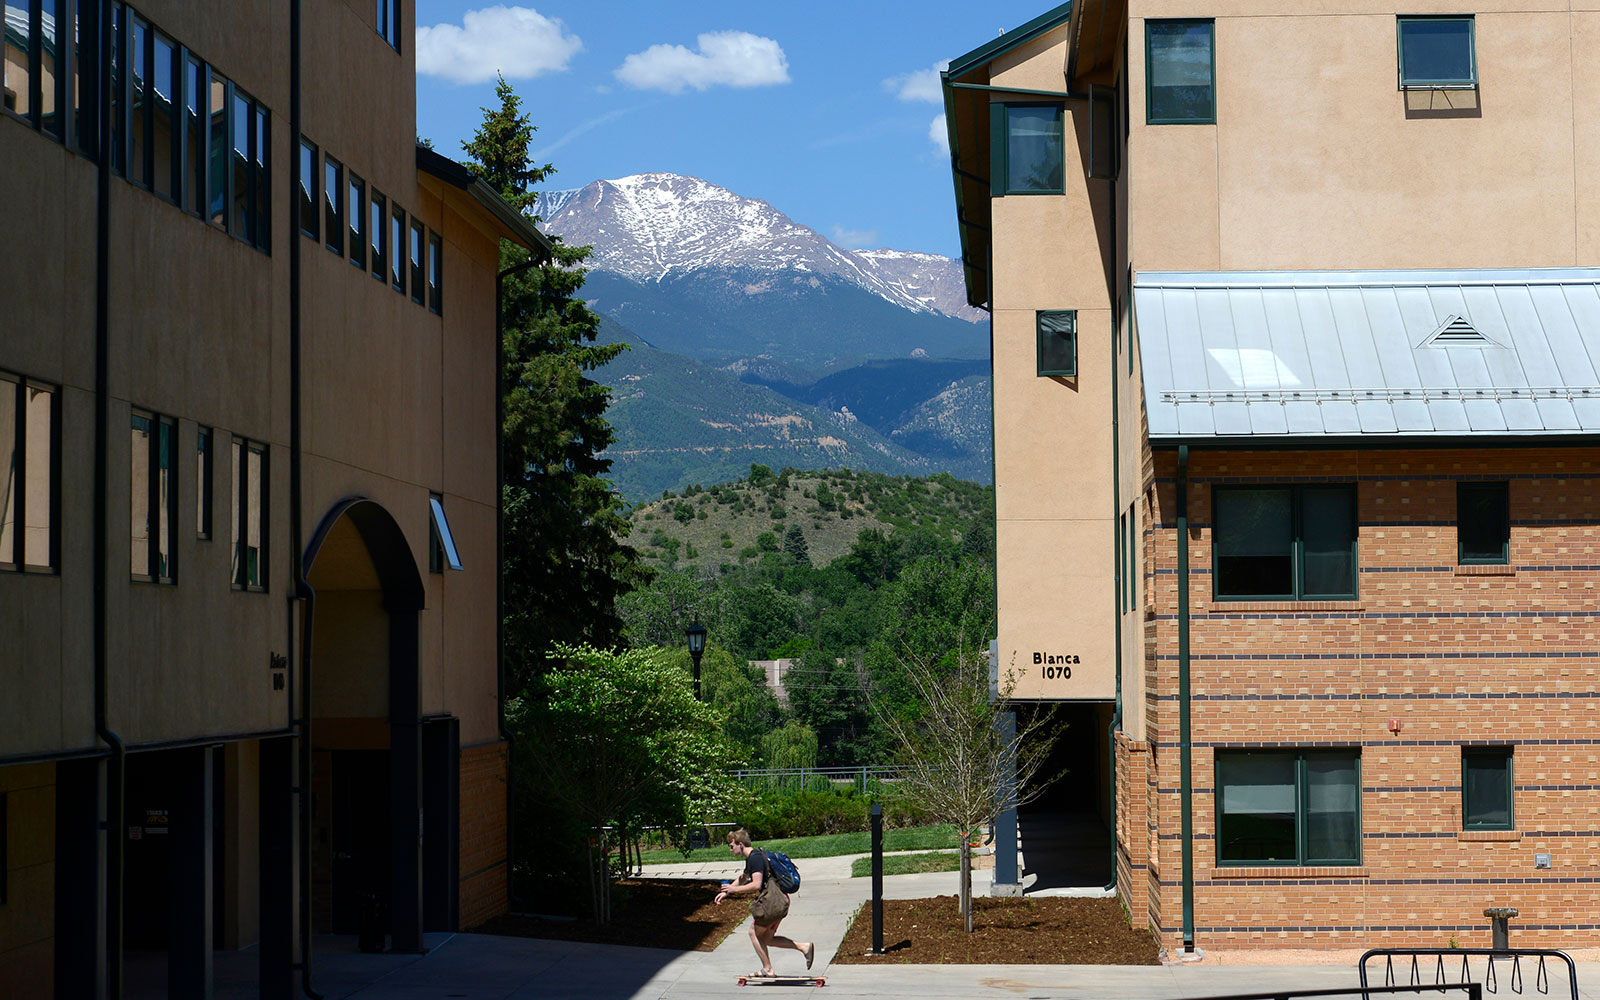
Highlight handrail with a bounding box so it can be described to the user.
[1182,985,1480,1000]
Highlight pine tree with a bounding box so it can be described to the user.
[783,524,810,564]
[464,75,647,690]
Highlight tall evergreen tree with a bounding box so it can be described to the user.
[464,75,647,690]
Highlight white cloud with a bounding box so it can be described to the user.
[615,31,790,94]
[929,114,950,155]
[883,61,949,103]
[416,6,582,85]
[831,225,880,248]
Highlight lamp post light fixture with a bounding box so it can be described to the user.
[686,621,707,700]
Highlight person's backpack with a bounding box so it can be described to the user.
[764,850,801,894]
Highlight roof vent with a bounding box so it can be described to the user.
[1423,314,1493,346]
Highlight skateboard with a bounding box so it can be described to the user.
[735,974,826,987]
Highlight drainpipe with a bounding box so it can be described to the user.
[287,2,324,995]
[497,254,540,910]
[1096,81,1122,896]
[93,6,126,995]
[1177,444,1194,951]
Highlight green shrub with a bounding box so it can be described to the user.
[739,787,932,839]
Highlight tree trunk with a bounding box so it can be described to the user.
[960,837,973,933]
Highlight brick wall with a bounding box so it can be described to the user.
[1142,447,1600,951]
[1115,732,1152,932]
[458,740,508,929]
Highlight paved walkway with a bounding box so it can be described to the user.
[135,855,1600,998]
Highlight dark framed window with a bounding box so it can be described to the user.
[196,427,212,540]
[0,373,59,573]
[130,409,176,583]
[1216,750,1361,866]
[377,0,400,50]
[1036,310,1076,376]
[391,206,406,293]
[207,70,226,226]
[1463,747,1513,831]
[1147,19,1215,124]
[230,87,254,242]
[253,102,270,251]
[129,14,148,185]
[151,31,177,202]
[231,437,267,591]
[1214,485,1357,600]
[1457,481,1508,565]
[3,0,67,138]
[370,190,386,282]
[324,154,344,255]
[991,103,1063,195]
[410,219,425,304]
[1398,16,1475,89]
[183,53,205,214]
[427,230,443,314]
[349,173,367,269]
[297,137,318,240]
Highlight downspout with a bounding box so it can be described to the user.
[93,6,126,995]
[1095,82,1122,896]
[287,2,324,995]
[497,253,540,910]
[1177,444,1194,951]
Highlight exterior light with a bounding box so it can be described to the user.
[686,622,707,700]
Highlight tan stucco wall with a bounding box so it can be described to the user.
[1127,5,1598,272]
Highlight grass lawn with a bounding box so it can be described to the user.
[637,824,960,866]
[849,852,961,877]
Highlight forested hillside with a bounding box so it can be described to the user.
[618,467,996,767]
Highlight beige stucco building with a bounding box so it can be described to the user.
[948,1,1600,954]
[1,1,542,995]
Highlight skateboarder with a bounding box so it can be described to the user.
[714,828,815,977]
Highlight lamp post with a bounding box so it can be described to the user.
[686,621,707,700]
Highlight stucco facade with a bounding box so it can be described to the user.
[0,1,533,994]
[946,1,1600,954]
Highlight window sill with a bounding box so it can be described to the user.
[1209,866,1367,880]
[1454,564,1514,577]
[1208,601,1363,613]
[1459,830,1520,843]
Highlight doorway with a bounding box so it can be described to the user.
[1016,701,1114,891]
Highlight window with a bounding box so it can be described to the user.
[3,0,31,118]
[1216,750,1360,866]
[348,173,367,269]
[0,373,57,572]
[297,138,318,240]
[151,32,177,201]
[129,15,147,184]
[0,791,6,904]
[183,55,205,213]
[324,155,343,255]
[130,410,176,582]
[207,71,226,225]
[370,190,386,282]
[1147,20,1215,124]
[428,494,462,573]
[427,230,442,314]
[230,87,254,242]
[231,437,266,591]
[376,0,400,50]
[1463,748,1513,830]
[253,102,270,251]
[1458,481,1508,565]
[1036,310,1076,376]
[1398,16,1475,89]
[410,219,425,304]
[992,104,1063,195]
[1213,485,1357,600]
[196,427,212,540]
[391,206,406,293]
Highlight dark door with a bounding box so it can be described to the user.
[331,750,392,933]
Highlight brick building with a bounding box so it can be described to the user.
[942,3,1600,954]
[1,1,538,995]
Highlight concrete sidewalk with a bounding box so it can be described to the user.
[147,858,1600,998]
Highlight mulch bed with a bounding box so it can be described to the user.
[833,895,1161,965]
[473,879,744,952]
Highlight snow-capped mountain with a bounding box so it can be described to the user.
[533,173,984,323]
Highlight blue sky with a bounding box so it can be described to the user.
[413,2,1053,258]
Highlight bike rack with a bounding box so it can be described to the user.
[1358,948,1577,1000]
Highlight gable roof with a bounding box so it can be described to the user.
[1135,268,1600,443]
[416,146,553,257]
[946,2,1075,79]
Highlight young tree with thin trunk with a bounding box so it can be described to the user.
[875,645,1060,932]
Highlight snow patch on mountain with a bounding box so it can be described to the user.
[533,173,984,322]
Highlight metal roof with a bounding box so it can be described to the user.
[1134,269,1600,442]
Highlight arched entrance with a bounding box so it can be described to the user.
[304,498,425,951]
